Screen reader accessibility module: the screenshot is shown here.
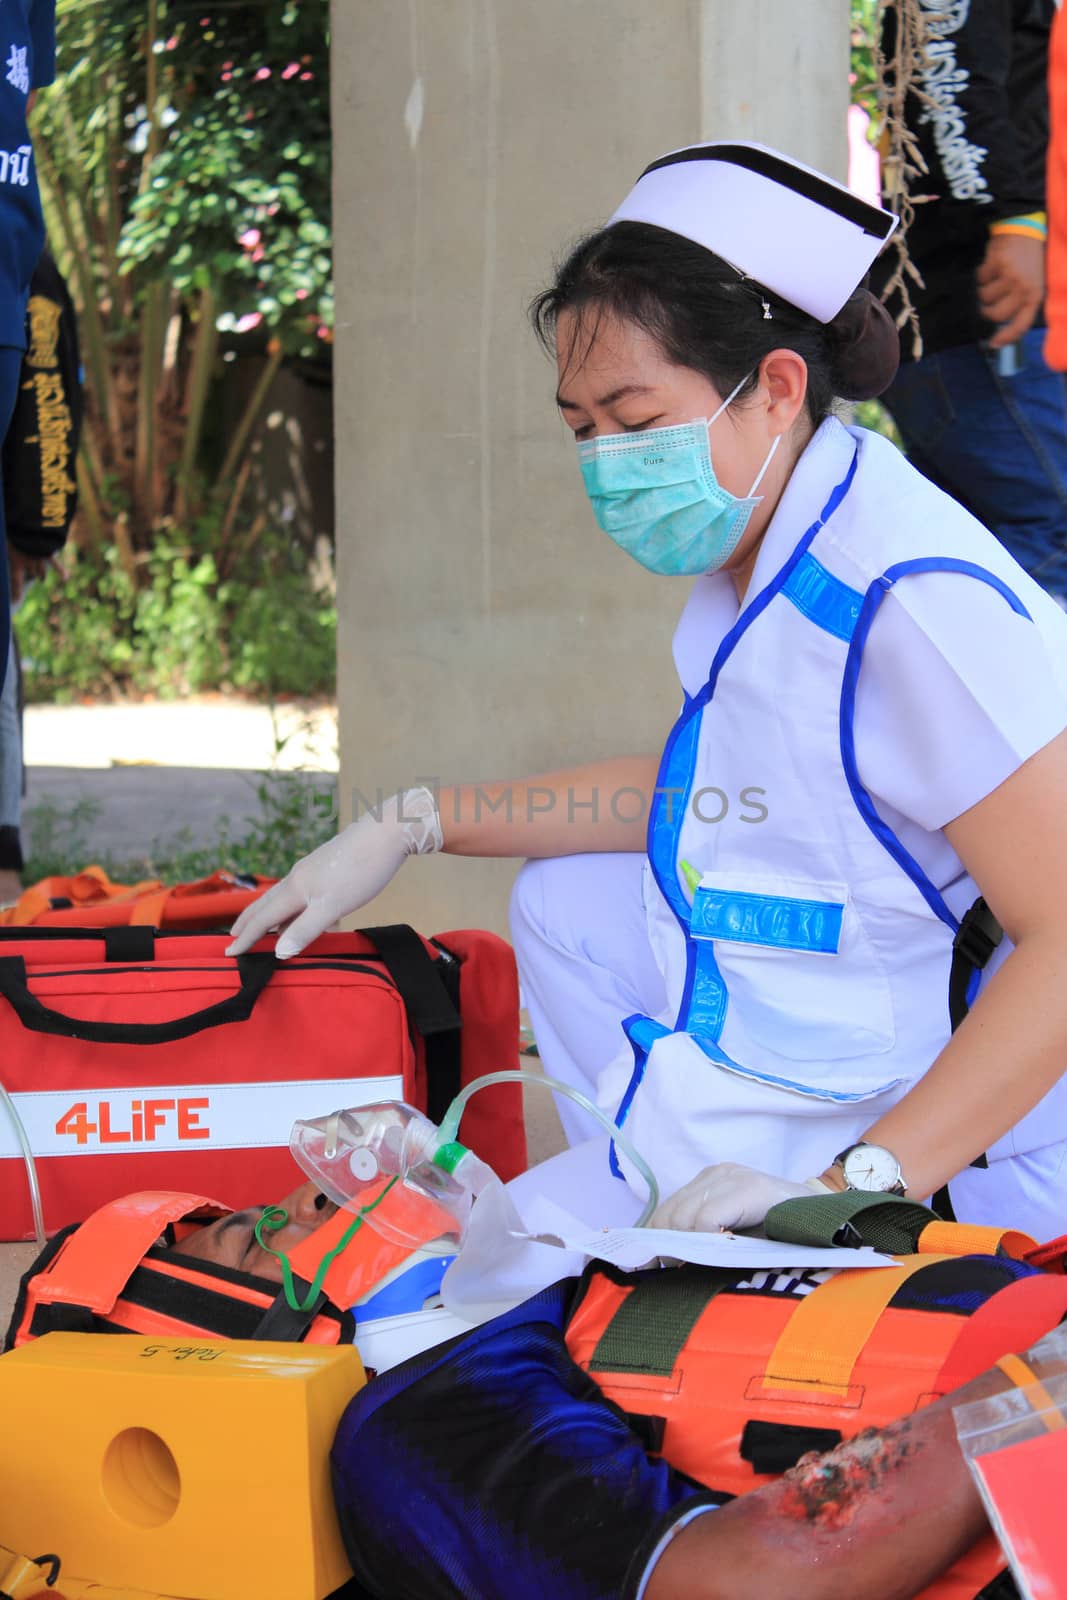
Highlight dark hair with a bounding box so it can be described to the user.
[530,222,899,423]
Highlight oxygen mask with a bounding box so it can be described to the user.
[274,1073,659,1320]
[289,1101,493,1250]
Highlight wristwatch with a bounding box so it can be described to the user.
[832,1142,907,1196]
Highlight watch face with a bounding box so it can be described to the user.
[842,1144,901,1193]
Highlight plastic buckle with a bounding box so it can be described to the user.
[952,900,1002,972]
[832,1220,865,1249]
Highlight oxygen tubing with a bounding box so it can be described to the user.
[0,1074,45,1248]
[437,1069,660,1226]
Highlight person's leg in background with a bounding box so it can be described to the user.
[879,327,1067,598]
[510,853,667,1145]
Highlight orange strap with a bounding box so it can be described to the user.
[0,866,161,926]
[129,887,174,926]
[762,1256,949,1398]
[995,1352,1066,1432]
[33,1191,230,1314]
[918,1221,1038,1260]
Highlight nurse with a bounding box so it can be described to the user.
[231,144,1067,1243]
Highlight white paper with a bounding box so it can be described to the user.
[441,1178,894,1328]
[549,1226,893,1273]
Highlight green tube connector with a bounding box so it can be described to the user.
[432,1140,470,1175]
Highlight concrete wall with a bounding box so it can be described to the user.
[331,0,850,938]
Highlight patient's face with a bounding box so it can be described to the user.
[172,1181,337,1281]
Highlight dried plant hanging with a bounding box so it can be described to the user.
[876,0,936,358]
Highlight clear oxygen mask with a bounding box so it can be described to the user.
[289,1101,494,1249]
[280,1072,659,1324]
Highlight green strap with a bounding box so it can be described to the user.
[588,1267,738,1376]
[765,1191,940,1254]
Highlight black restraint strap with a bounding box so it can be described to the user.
[740,1419,843,1475]
[253,1284,326,1342]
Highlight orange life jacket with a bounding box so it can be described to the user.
[565,1223,1067,1600]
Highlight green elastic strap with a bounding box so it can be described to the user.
[587,1266,738,1376]
[765,1190,940,1255]
[254,1174,401,1313]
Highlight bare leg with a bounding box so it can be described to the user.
[648,1363,1020,1600]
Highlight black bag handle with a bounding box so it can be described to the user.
[0,953,276,1045]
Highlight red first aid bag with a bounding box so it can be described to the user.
[0,923,525,1241]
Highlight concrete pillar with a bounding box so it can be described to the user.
[331,0,851,938]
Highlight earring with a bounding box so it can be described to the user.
[761,299,773,321]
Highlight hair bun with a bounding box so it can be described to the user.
[825,287,900,401]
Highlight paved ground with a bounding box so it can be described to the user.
[21,697,339,868]
[0,698,564,1327]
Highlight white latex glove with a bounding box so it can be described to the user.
[226,786,443,959]
[650,1162,830,1234]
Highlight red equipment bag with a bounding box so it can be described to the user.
[0,922,525,1241]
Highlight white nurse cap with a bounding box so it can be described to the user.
[608,142,898,325]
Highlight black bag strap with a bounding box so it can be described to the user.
[949,896,1002,1033]
[359,925,462,1037]
[424,940,464,1124]
[360,927,465,1122]
[936,897,1001,1218]
[0,953,275,1044]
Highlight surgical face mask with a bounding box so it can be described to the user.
[577,373,781,576]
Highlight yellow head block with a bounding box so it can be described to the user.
[0,1334,366,1600]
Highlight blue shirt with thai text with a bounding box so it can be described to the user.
[0,1,55,349]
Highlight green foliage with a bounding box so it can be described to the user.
[853,399,903,446]
[116,2,332,355]
[23,796,106,881]
[851,0,881,122]
[25,1,335,705]
[37,0,331,354]
[15,534,336,702]
[24,763,337,886]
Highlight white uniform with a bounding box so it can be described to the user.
[513,418,1067,1241]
